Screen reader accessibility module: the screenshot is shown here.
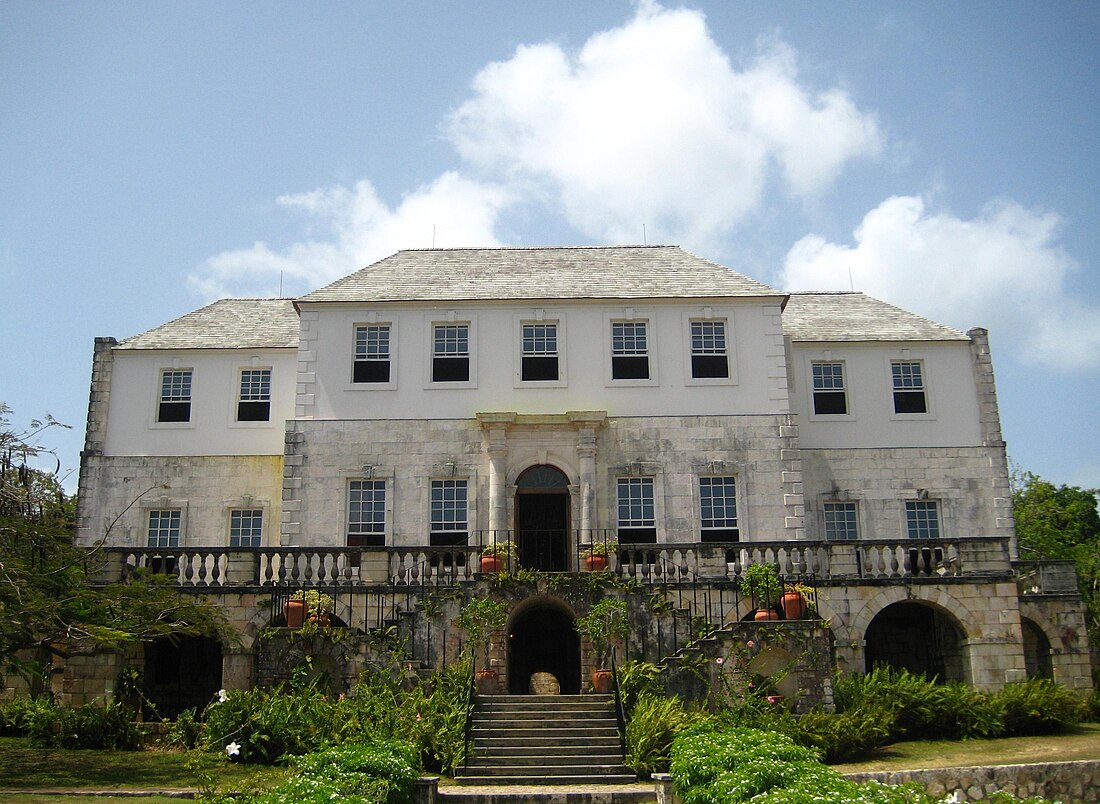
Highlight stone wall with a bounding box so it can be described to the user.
[846,760,1100,803]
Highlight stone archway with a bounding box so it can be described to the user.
[507,598,580,694]
[143,635,223,718]
[514,465,571,572]
[864,601,966,682]
[1020,617,1054,679]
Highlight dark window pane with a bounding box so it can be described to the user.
[813,391,847,415]
[347,533,386,547]
[522,356,558,381]
[429,532,469,547]
[354,360,391,383]
[700,528,740,543]
[612,355,649,380]
[894,391,927,414]
[158,402,191,423]
[617,527,657,544]
[237,401,270,422]
[691,354,728,379]
[433,357,469,382]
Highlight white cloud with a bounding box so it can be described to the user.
[188,173,509,299]
[447,2,881,248]
[780,195,1100,370]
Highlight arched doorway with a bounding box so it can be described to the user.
[508,600,580,694]
[515,465,570,571]
[864,602,966,682]
[1020,618,1053,679]
[143,635,223,718]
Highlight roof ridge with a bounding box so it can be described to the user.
[398,244,674,253]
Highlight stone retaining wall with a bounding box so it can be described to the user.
[845,760,1100,803]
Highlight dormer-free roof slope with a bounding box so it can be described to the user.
[117,298,300,350]
[782,292,967,342]
[297,246,781,304]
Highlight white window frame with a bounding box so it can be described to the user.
[683,315,736,386]
[154,368,194,427]
[350,322,396,390]
[823,501,859,541]
[229,508,264,547]
[425,317,477,389]
[809,360,849,418]
[616,476,657,543]
[888,358,933,418]
[904,499,942,540]
[234,367,272,424]
[698,476,740,542]
[429,478,469,545]
[605,312,658,387]
[147,509,182,548]
[514,313,567,387]
[347,479,388,547]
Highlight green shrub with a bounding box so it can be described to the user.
[0,695,56,737]
[202,685,337,764]
[937,681,1004,739]
[166,707,204,750]
[28,700,142,750]
[617,660,662,717]
[792,704,895,763]
[995,679,1086,736]
[625,692,696,778]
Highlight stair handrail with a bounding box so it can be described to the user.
[461,646,475,773]
[610,648,628,760]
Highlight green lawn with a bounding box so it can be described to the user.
[0,738,285,792]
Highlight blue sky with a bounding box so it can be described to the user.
[2,1,1099,493]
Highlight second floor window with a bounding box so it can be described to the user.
[617,477,656,543]
[433,324,470,382]
[354,324,391,383]
[158,370,192,423]
[348,480,386,546]
[892,361,927,414]
[699,477,739,541]
[430,479,468,545]
[611,321,649,380]
[230,509,263,547]
[521,323,559,381]
[237,369,271,421]
[690,321,729,379]
[823,502,858,540]
[905,500,940,539]
[812,362,847,415]
[147,509,181,548]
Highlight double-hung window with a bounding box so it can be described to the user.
[230,509,263,547]
[147,509,181,548]
[354,324,391,383]
[611,321,649,380]
[892,361,927,414]
[432,324,470,382]
[812,362,847,415]
[237,369,271,421]
[521,323,559,381]
[617,477,656,543]
[823,502,859,540]
[690,321,729,379]
[157,370,192,423]
[430,479,468,546]
[905,500,941,539]
[699,477,739,541]
[347,480,386,546]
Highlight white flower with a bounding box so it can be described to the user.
[226,741,241,757]
[940,793,961,804]
[216,689,229,703]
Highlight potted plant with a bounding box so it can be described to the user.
[573,598,629,693]
[479,541,517,573]
[289,589,336,626]
[740,563,782,621]
[580,541,611,571]
[780,582,813,620]
[456,597,508,693]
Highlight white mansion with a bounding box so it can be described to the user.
[73,246,1091,710]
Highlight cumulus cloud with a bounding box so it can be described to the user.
[780,195,1100,370]
[188,173,509,299]
[447,1,881,248]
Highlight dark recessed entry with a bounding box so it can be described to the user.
[508,602,580,694]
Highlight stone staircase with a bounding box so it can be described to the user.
[455,694,636,785]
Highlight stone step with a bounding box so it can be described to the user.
[474,716,619,729]
[454,772,638,785]
[465,753,623,767]
[471,743,620,757]
[472,726,619,740]
[440,786,655,804]
[473,735,622,750]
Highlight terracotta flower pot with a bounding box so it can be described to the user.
[591,669,614,694]
[480,556,505,573]
[583,554,608,571]
[284,599,306,628]
[475,669,498,694]
[780,592,807,620]
[309,612,332,627]
[754,608,780,621]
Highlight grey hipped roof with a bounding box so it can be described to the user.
[117,298,300,350]
[782,292,967,342]
[297,246,781,304]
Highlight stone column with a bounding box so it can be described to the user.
[477,414,516,539]
[577,431,597,542]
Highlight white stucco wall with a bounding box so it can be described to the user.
[102,348,297,456]
[789,341,982,448]
[295,299,790,421]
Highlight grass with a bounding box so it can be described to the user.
[832,722,1100,773]
[0,797,181,803]
[0,737,286,792]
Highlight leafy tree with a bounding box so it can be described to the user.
[0,403,231,685]
[1012,468,1100,640]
